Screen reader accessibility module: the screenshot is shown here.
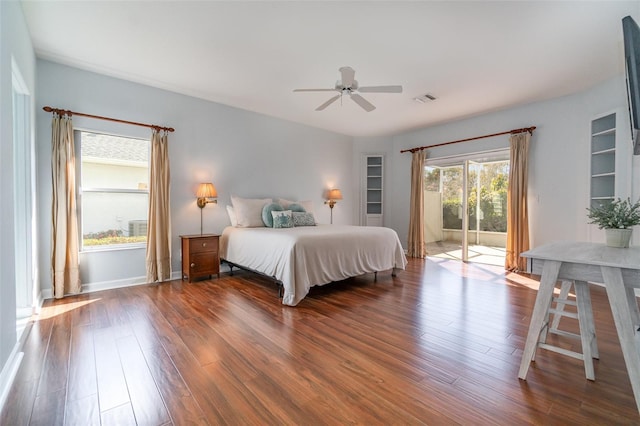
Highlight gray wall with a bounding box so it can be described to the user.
[36,60,355,296]
[354,75,638,249]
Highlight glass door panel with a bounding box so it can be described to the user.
[424,156,509,266]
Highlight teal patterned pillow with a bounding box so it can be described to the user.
[262,202,284,227]
[288,203,306,213]
[293,212,316,226]
[272,210,293,228]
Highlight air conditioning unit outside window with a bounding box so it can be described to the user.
[128,220,147,237]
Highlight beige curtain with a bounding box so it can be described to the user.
[146,130,172,282]
[505,131,531,271]
[407,150,426,258]
[51,113,81,298]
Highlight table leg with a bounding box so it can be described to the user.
[601,266,640,413]
[518,260,561,380]
[574,280,596,380]
[575,280,599,360]
[625,286,640,330]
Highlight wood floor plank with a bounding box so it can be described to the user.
[5,257,640,424]
[100,403,137,426]
[36,313,70,396]
[0,378,38,426]
[116,334,171,425]
[66,323,97,403]
[167,351,234,424]
[63,394,100,426]
[30,388,65,426]
[139,343,208,426]
[93,327,130,413]
[0,318,54,426]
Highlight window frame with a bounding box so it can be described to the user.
[75,129,150,252]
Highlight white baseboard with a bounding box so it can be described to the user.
[41,271,184,300]
[35,290,44,314]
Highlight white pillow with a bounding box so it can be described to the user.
[226,205,238,227]
[276,198,314,214]
[231,195,272,227]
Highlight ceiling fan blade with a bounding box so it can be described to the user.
[339,66,355,88]
[315,95,340,111]
[293,88,338,92]
[350,94,376,112]
[358,85,403,93]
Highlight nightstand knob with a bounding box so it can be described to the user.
[190,263,195,268]
[202,242,207,247]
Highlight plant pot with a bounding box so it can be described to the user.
[605,228,633,248]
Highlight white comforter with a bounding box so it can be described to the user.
[219,225,407,306]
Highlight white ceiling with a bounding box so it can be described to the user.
[21,1,639,137]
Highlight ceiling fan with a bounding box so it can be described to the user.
[293,66,402,112]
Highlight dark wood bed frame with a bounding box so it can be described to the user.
[222,258,285,298]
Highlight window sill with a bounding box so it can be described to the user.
[81,243,146,254]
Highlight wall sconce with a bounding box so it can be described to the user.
[196,182,217,234]
[324,188,343,224]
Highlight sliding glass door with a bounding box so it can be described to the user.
[424,151,509,265]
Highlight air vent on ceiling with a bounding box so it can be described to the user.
[413,93,437,103]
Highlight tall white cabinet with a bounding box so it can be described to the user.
[588,110,632,240]
[363,155,384,226]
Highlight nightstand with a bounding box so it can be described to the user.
[180,234,220,282]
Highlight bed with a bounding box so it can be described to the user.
[219,224,407,306]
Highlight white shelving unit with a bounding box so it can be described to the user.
[587,109,633,243]
[590,113,617,209]
[364,155,384,226]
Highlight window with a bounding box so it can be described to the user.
[77,131,149,250]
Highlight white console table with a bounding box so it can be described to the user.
[519,241,640,413]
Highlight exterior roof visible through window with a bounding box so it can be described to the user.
[80,132,148,162]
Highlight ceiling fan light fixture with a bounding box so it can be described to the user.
[295,67,402,112]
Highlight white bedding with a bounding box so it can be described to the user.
[219,225,407,306]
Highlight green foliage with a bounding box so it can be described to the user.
[436,162,508,232]
[587,198,640,229]
[424,167,441,192]
[443,199,462,229]
[83,236,146,246]
[84,229,123,239]
[83,229,145,246]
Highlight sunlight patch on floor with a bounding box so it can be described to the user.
[426,241,506,267]
[38,298,101,320]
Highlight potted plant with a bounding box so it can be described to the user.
[587,198,640,247]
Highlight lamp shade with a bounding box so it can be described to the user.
[196,182,217,198]
[327,188,343,201]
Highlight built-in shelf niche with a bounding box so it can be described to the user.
[590,113,616,209]
[364,155,383,226]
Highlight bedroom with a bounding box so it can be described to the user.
[2,0,640,423]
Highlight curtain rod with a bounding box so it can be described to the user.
[400,126,536,154]
[42,106,175,133]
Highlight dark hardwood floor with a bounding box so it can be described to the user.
[2,257,640,425]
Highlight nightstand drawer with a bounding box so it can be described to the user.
[189,237,218,254]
